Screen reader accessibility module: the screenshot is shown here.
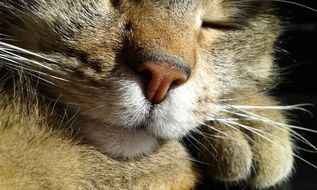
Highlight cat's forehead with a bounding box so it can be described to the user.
[11,0,266,12]
[118,0,265,11]
[5,0,268,19]
[2,0,269,28]
[117,0,269,27]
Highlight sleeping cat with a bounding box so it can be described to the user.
[0,0,296,189]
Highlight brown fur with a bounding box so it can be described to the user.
[0,83,198,189]
[0,0,295,189]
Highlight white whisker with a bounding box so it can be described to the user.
[183,135,204,153]
[294,154,317,169]
[272,0,317,13]
[81,105,105,114]
[230,104,313,115]
[221,106,317,152]
[187,131,215,155]
[197,121,236,141]
[0,41,56,64]
[1,48,53,71]
[215,119,255,143]
[213,113,317,168]
[0,54,68,82]
[222,105,317,134]
[219,119,276,144]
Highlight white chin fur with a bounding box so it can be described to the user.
[79,119,159,159]
[98,128,159,159]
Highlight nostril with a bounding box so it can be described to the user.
[139,69,152,88]
[171,78,186,88]
[137,61,189,104]
[174,77,188,85]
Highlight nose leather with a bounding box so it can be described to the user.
[138,62,188,104]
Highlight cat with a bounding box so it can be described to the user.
[0,0,299,189]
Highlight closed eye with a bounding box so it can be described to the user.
[200,11,242,31]
[201,20,240,30]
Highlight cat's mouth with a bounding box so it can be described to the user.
[71,76,199,158]
[77,98,197,141]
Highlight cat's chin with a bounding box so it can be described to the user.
[74,107,195,158]
[95,127,160,159]
[74,117,160,159]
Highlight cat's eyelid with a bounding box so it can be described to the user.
[200,12,238,30]
[201,20,240,30]
[200,4,236,29]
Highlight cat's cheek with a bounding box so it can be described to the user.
[81,78,151,128]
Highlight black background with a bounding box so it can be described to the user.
[277,0,317,95]
[274,1,317,189]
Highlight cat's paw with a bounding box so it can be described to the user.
[193,116,294,189]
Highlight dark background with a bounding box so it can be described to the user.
[274,1,317,189]
[277,0,317,95]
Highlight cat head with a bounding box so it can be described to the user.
[0,0,280,156]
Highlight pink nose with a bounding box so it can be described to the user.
[138,62,188,104]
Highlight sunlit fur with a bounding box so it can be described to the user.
[0,0,314,189]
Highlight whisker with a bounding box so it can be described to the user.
[222,105,317,134]
[50,95,63,116]
[0,54,68,82]
[219,119,276,144]
[0,41,56,64]
[86,105,106,113]
[191,128,218,153]
[61,107,80,130]
[198,116,317,169]
[0,59,57,85]
[230,104,314,116]
[188,131,215,155]
[212,114,317,168]
[1,46,53,71]
[183,135,204,154]
[196,129,232,140]
[1,41,70,84]
[200,113,259,143]
[221,106,317,152]
[272,0,317,13]
[187,157,213,166]
[180,137,213,166]
[293,154,317,169]
[0,34,11,37]
[214,118,256,144]
[197,121,236,141]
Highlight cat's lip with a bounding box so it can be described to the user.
[77,112,187,140]
[141,123,185,140]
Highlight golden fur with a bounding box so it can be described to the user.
[0,0,296,189]
[0,81,197,189]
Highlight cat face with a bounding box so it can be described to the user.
[0,0,280,156]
